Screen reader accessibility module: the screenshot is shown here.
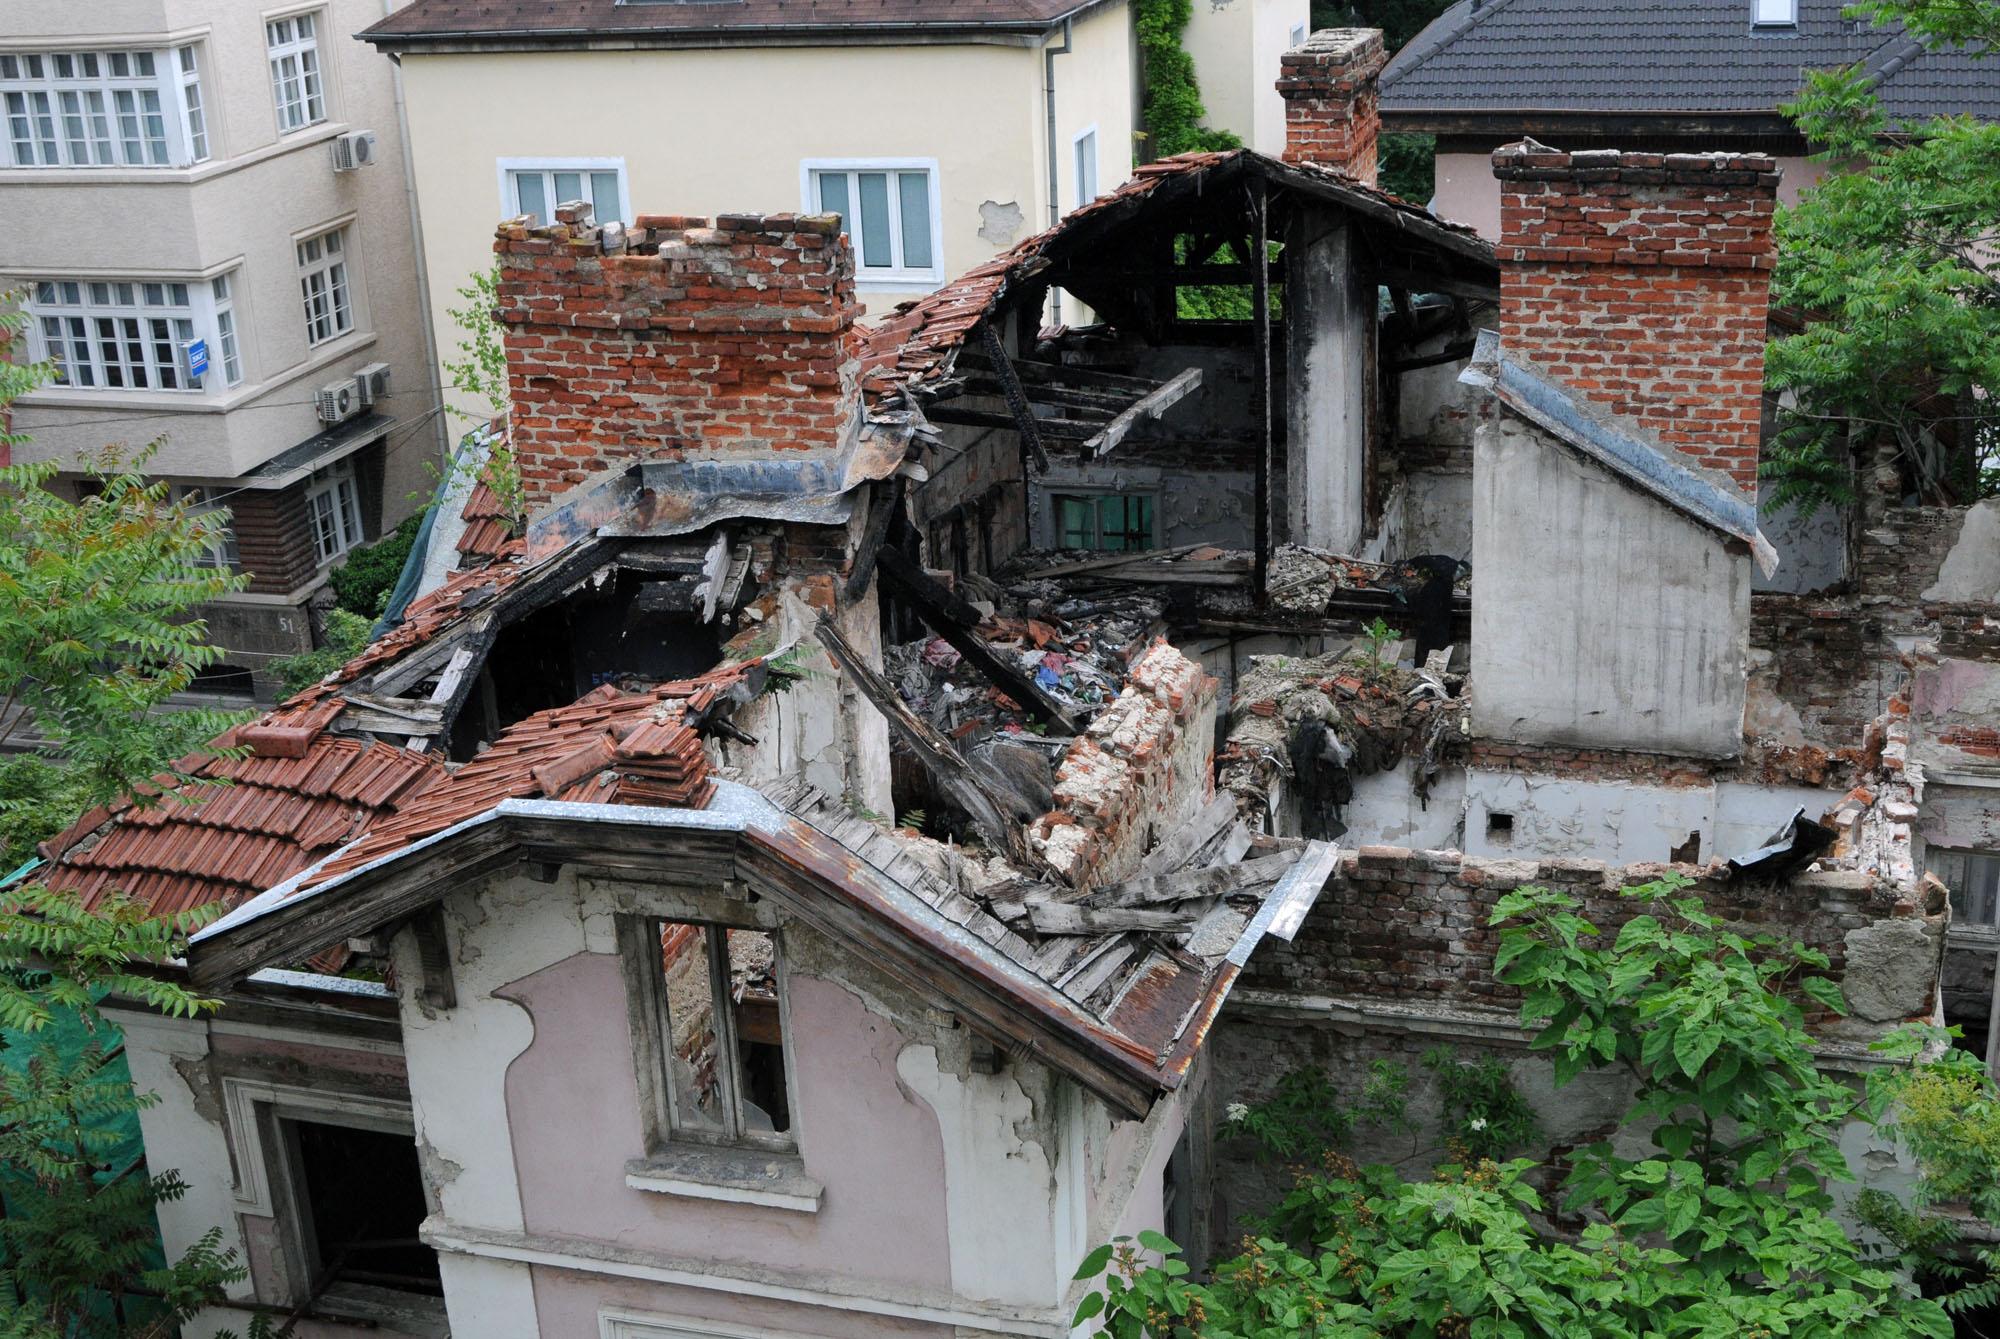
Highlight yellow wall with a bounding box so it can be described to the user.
[1182,0,1308,156]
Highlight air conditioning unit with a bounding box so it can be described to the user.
[353,362,392,407]
[315,378,360,424]
[330,130,378,172]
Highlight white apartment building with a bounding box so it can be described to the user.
[2,0,444,693]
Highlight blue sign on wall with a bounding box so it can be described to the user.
[185,339,208,381]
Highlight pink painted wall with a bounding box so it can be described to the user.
[530,1264,954,1338]
[497,952,955,1292]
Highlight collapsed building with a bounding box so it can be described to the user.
[21,26,1991,1339]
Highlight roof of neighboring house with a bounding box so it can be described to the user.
[1380,0,2000,127]
[362,0,1113,49]
[860,148,1494,398]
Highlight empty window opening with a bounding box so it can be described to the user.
[651,921,794,1149]
[1935,848,2000,927]
[1486,811,1514,843]
[1670,831,1702,864]
[1054,492,1155,552]
[283,1119,439,1297]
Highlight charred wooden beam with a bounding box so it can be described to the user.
[1360,267,1501,304]
[811,616,1035,865]
[922,406,1102,439]
[1078,367,1204,460]
[958,354,1161,393]
[1252,177,1274,605]
[978,322,1051,475]
[1385,341,1477,375]
[875,545,983,627]
[844,475,905,603]
[958,378,1134,414]
[876,548,1081,735]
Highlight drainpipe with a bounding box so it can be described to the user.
[1043,16,1073,328]
[383,1,451,469]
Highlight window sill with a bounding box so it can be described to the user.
[623,1145,821,1213]
[854,273,944,292]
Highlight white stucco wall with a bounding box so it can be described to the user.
[3,0,442,498]
[1461,770,1841,865]
[1182,0,1308,157]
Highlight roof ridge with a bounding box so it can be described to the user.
[1381,0,1527,92]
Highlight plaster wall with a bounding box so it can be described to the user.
[1462,769,1840,865]
[1919,783,2000,856]
[1471,415,1752,756]
[1432,150,1829,243]
[4,0,442,498]
[1755,490,1848,594]
[395,864,1160,1334]
[1284,216,1371,551]
[1910,656,2000,776]
[1259,759,1467,849]
[1182,0,1309,156]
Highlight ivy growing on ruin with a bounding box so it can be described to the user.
[1133,0,1241,160]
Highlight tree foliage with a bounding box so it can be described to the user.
[1135,0,1242,160]
[1075,876,1952,1337]
[1766,0,2000,512]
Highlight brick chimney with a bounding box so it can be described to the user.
[493,205,862,510]
[1277,28,1386,187]
[1491,144,1779,496]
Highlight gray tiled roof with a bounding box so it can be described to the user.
[1381,0,2000,124]
[363,0,1106,47]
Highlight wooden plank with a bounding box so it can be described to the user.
[876,547,983,627]
[1079,367,1204,460]
[1079,851,1302,910]
[844,476,904,603]
[1031,902,1201,934]
[1022,543,1201,580]
[876,549,1080,735]
[1252,177,1273,605]
[979,321,1051,475]
[959,354,1163,393]
[812,616,1034,865]
[1134,792,1238,879]
[922,406,1102,438]
[958,378,1136,414]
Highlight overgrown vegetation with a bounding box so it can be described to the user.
[328,511,423,619]
[269,608,374,698]
[1135,0,1242,159]
[439,268,527,526]
[1765,0,2000,513]
[1076,874,1953,1336]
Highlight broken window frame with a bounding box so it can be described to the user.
[1052,491,1158,552]
[801,157,941,285]
[619,912,799,1157]
[1934,847,2000,928]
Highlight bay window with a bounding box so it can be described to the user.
[25,273,245,395]
[1,46,208,168]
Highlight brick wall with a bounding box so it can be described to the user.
[1858,503,1966,627]
[493,206,862,510]
[1492,146,1778,495]
[1278,28,1385,187]
[1936,603,2000,661]
[233,483,320,597]
[1240,845,1909,1012]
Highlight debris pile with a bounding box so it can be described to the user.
[1219,648,1469,837]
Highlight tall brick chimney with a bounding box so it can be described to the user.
[1277,28,1385,187]
[1491,144,1779,496]
[493,205,862,510]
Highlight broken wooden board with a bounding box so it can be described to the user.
[978,321,1051,474]
[1076,850,1302,910]
[1028,902,1207,935]
[812,616,1035,867]
[1079,367,1203,460]
[1134,792,1238,879]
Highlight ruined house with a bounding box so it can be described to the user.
[24,25,1987,1339]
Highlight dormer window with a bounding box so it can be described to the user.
[1753,0,1798,27]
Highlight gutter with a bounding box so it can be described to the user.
[1042,15,1074,325]
[380,0,452,469]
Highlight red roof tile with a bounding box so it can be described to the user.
[455,481,517,564]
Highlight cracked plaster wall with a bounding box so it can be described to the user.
[1462,770,1842,866]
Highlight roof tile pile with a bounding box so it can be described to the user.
[456,481,516,565]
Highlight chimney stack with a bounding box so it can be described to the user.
[1277,28,1386,187]
[493,205,862,510]
[1491,144,1780,496]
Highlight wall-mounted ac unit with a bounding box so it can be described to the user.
[353,362,392,407]
[331,130,378,172]
[315,378,360,424]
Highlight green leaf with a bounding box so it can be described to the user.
[1074,1244,1115,1280]
[1071,1291,1105,1325]
[1136,1228,1178,1254]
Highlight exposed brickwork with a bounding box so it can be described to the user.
[1029,639,1218,888]
[1857,503,1966,629]
[1278,28,1385,187]
[1935,603,2000,661]
[1468,740,1717,788]
[1492,145,1779,495]
[493,205,862,509]
[1240,846,1907,1012]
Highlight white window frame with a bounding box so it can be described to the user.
[1290,22,1308,48]
[1073,124,1099,209]
[210,271,244,386]
[495,155,631,226]
[799,156,944,287]
[1752,0,1798,25]
[265,10,326,134]
[296,224,353,346]
[23,277,240,395]
[305,458,364,565]
[171,485,240,571]
[0,46,205,168]
[177,45,209,163]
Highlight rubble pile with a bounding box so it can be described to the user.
[1219,648,1469,836]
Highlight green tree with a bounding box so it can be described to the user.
[1075,875,1952,1336]
[0,305,269,1336]
[1766,0,2000,512]
[1135,0,1242,160]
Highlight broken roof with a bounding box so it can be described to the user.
[859,148,1495,399]
[362,0,1117,50]
[1380,0,2000,127]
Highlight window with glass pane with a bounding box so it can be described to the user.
[297,227,352,345]
[305,462,363,564]
[1054,493,1155,551]
[172,486,239,571]
[810,165,937,276]
[1074,129,1098,205]
[640,920,794,1150]
[505,164,624,226]
[29,279,202,390]
[1934,849,2000,928]
[266,13,325,132]
[1,47,199,167]
[1752,0,1798,24]
[211,274,243,385]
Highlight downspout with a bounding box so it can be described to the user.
[381,3,452,469]
[1043,16,1073,328]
